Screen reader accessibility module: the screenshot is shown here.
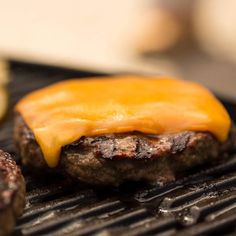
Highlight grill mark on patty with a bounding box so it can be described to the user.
[170,131,192,154]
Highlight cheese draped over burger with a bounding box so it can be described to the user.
[16,76,231,167]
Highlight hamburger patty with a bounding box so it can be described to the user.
[0,150,25,236]
[14,113,235,186]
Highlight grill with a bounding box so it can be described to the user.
[1,61,236,236]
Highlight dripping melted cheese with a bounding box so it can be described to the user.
[16,76,231,167]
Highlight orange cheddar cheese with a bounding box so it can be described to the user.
[16,76,231,167]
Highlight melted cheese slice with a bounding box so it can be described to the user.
[16,76,231,167]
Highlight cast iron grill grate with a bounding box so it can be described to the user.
[1,62,236,236]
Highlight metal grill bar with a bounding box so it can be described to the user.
[18,190,96,226]
[121,217,178,236]
[159,175,236,212]
[20,200,126,235]
[176,214,236,236]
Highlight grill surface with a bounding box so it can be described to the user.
[1,62,236,236]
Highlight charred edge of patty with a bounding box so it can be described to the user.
[14,113,235,186]
[0,150,25,236]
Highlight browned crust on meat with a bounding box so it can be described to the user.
[61,131,231,185]
[0,150,25,236]
[14,113,49,171]
[14,113,235,186]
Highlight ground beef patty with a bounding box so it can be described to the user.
[0,150,25,236]
[14,113,235,186]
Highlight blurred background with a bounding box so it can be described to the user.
[0,0,236,100]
